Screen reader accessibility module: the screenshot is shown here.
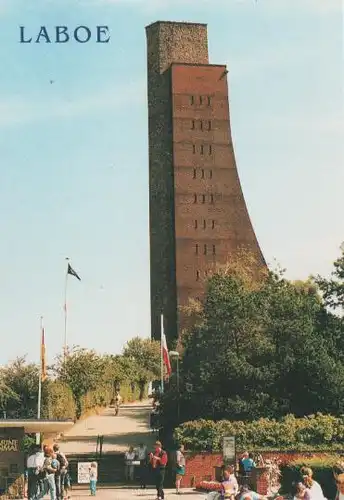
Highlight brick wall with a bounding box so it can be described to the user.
[181,451,339,493]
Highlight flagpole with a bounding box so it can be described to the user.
[63,257,69,363]
[36,316,43,445]
[160,313,164,394]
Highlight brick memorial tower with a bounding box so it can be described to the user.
[146,21,265,343]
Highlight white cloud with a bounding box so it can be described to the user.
[0,79,146,127]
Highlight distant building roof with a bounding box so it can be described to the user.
[0,419,74,434]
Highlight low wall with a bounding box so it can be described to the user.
[182,451,341,493]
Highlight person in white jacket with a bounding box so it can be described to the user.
[301,468,326,500]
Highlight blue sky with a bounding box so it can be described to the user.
[0,0,342,365]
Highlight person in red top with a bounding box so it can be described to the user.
[149,441,168,500]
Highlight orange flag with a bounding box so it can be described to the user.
[41,327,47,382]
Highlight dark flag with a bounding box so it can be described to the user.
[67,263,81,281]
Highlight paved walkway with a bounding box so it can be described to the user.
[37,488,207,500]
[61,401,157,454]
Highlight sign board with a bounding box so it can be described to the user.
[222,436,236,463]
[0,439,19,452]
[185,383,193,393]
[77,462,93,484]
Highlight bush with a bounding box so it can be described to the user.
[174,414,344,451]
[42,381,76,420]
[280,456,339,499]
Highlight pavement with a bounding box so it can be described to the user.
[60,401,157,454]
[36,489,207,500]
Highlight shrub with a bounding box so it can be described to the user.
[42,381,76,420]
[280,456,340,499]
[174,414,344,451]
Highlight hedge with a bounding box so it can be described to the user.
[43,381,76,420]
[280,456,340,499]
[174,414,344,451]
[42,380,143,421]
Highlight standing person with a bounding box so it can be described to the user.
[149,441,168,500]
[124,446,136,482]
[136,443,148,489]
[89,462,98,496]
[27,445,45,500]
[175,445,186,494]
[53,444,69,500]
[241,453,256,475]
[220,467,238,500]
[37,447,58,500]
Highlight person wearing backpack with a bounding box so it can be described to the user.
[149,441,168,500]
[53,444,69,500]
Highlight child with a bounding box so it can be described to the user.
[89,462,98,496]
[221,467,238,500]
[51,453,60,472]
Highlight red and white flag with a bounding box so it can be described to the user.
[161,331,171,377]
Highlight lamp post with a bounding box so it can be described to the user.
[169,351,180,421]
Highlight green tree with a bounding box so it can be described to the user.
[123,337,160,400]
[0,374,19,413]
[162,259,344,429]
[54,347,105,417]
[315,246,344,311]
[1,357,40,418]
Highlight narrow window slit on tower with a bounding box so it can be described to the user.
[210,194,214,204]
[202,194,206,204]
[194,220,198,229]
[190,95,194,105]
[201,169,205,179]
[193,168,196,179]
[208,120,212,130]
[200,145,204,155]
[212,220,215,229]
[212,244,216,255]
[200,96,203,105]
[204,244,207,255]
[203,220,206,229]
[193,194,197,203]
[209,145,212,155]
[200,121,203,130]
[193,144,196,154]
[191,120,195,129]
[207,96,211,106]
[196,270,200,281]
[195,244,199,255]
[209,169,213,179]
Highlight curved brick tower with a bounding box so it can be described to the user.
[146,21,265,343]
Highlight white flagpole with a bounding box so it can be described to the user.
[160,314,164,394]
[63,257,69,363]
[36,316,43,445]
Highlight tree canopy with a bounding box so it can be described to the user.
[0,338,160,420]
[161,250,344,429]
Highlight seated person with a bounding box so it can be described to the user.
[236,484,267,500]
[221,467,239,500]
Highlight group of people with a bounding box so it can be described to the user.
[209,465,265,500]
[123,441,186,499]
[26,443,69,500]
